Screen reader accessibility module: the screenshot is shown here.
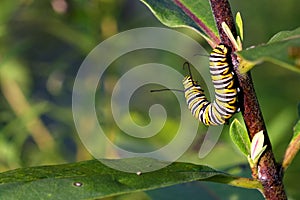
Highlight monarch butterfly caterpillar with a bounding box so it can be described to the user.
[183,44,239,126]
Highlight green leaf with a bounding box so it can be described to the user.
[235,12,243,41]
[140,0,219,45]
[0,158,259,199]
[237,27,300,73]
[229,119,251,156]
[268,27,300,43]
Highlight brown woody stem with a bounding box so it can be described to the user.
[209,0,287,199]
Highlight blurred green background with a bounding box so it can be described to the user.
[0,0,299,199]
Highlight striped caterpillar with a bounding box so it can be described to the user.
[183,44,239,125]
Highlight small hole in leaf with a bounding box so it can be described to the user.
[73,182,83,187]
[136,171,142,175]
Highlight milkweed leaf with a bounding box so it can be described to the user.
[237,27,300,73]
[140,0,220,46]
[0,158,260,199]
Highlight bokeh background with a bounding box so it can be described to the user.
[0,0,299,199]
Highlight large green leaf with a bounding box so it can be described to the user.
[237,27,300,73]
[0,158,260,199]
[140,0,219,45]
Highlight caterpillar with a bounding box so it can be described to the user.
[183,44,239,126]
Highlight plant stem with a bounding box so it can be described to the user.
[209,0,287,199]
[282,128,300,171]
